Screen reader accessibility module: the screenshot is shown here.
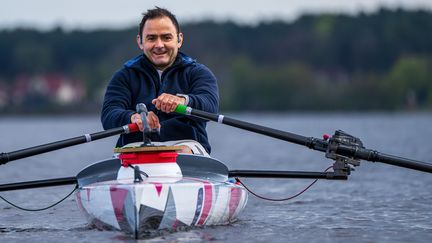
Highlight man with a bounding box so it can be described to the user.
[101,7,219,153]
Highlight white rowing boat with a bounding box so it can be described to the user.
[75,141,248,238]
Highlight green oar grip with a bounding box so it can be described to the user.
[175,104,188,114]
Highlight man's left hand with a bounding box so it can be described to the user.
[152,93,186,113]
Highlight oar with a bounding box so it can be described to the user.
[0,123,139,165]
[0,158,123,192]
[175,105,432,174]
[0,153,347,192]
[0,177,77,192]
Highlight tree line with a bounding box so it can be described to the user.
[0,8,431,113]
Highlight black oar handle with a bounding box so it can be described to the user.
[0,123,139,165]
[175,105,432,174]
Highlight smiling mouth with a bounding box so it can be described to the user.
[154,51,166,54]
[152,49,167,55]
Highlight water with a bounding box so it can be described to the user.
[1,112,431,242]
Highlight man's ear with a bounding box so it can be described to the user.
[177,33,183,48]
[137,35,143,50]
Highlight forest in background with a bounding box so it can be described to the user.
[0,8,432,113]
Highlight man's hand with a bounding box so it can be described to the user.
[152,93,186,113]
[131,111,160,132]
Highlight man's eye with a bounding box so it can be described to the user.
[146,36,156,41]
[163,36,173,41]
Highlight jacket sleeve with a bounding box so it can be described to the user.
[101,70,135,130]
[187,64,219,114]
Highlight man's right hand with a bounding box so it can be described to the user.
[131,111,161,132]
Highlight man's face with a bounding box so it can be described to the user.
[138,16,182,71]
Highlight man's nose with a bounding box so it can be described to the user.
[155,38,164,48]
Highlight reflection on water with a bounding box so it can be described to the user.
[1,112,432,242]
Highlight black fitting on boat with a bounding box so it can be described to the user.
[134,165,144,183]
[136,103,152,146]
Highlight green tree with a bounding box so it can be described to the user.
[385,56,432,109]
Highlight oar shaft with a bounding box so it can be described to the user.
[229,170,347,180]
[334,144,432,173]
[0,124,138,165]
[180,106,327,152]
[0,177,77,191]
[376,152,432,173]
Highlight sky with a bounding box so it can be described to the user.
[1,0,432,30]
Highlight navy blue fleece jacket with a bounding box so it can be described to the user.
[101,52,219,153]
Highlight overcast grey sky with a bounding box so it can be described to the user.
[2,0,432,30]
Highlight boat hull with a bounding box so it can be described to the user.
[76,177,247,238]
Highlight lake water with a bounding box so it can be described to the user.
[0,112,431,242]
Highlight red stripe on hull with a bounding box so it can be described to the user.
[75,190,84,210]
[172,219,179,229]
[151,182,163,197]
[86,188,91,202]
[110,186,129,222]
[197,183,213,225]
[229,188,242,218]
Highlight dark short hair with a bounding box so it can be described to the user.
[138,7,180,38]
